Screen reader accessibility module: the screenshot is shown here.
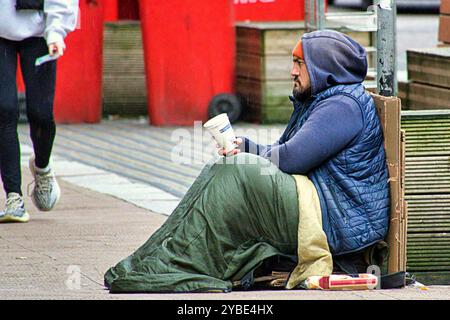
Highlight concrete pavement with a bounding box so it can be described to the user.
[1,159,450,300]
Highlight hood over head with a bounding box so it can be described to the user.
[301,30,368,96]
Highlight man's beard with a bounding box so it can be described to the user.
[292,85,311,102]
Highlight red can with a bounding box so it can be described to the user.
[139,0,235,126]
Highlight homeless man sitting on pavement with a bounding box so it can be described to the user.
[104,30,390,293]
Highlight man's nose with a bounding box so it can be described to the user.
[291,66,300,79]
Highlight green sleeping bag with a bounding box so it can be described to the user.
[104,153,299,293]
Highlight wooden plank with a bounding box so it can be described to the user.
[334,30,372,47]
[407,246,450,250]
[237,54,292,81]
[408,246,450,251]
[410,224,450,231]
[406,148,450,153]
[398,81,410,110]
[408,232,450,238]
[405,155,450,162]
[407,48,450,89]
[400,130,408,271]
[103,21,147,116]
[263,56,293,81]
[406,151,450,157]
[408,247,450,253]
[408,245,450,251]
[407,208,450,213]
[406,199,450,205]
[409,212,450,218]
[242,106,263,124]
[236,77,262,107]
[409,248,450,253]
[406,82,450,110]
[402,109,450,118]
[236,27,262,56]
[404,189,450,195]
[409,272,450,285]
[263,29,306,56]
[403,129,450,135]
[406,172,450,178]
[407,265,450,271]
[406,177,450,183]
[406,138,450,145]
[408,227,450,234]
[408,240,450,245]
[236,77,262,123]
[409,217,450,222]
[236,53,263,80]
[263,80,293,101]
[406,193,450,201]
[408,256,450,262]
[403,121,450,126]
[408,222,450,227]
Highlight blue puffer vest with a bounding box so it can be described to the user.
[283,83,390,256]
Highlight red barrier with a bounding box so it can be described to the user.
[233,0,305,22]
[103,0,118,22]
[53,0,104,123]
[139,0,235,126]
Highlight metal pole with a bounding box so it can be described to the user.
[317,0,325,30]
[377,0,397,96]
[305,0,325,31]
[305,0,314,31]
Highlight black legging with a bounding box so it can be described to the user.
[0,37,56,195]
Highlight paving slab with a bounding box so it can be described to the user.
[19,143,181,216]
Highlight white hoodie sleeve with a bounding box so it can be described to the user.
[44,0,79,46]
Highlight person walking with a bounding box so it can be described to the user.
[0,0,79,223]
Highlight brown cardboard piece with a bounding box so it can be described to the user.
[371,93,407,273]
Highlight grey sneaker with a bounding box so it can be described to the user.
[0,193,30,223]
[29,155,61,212]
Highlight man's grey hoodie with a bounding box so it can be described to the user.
[0,0,79,46]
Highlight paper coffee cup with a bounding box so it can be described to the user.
[204,113,237,152]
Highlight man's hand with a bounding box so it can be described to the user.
[48,42,65,57]
[217,138,243,156]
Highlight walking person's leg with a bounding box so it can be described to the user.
[19,37,60,212]
[0,37,29,223]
